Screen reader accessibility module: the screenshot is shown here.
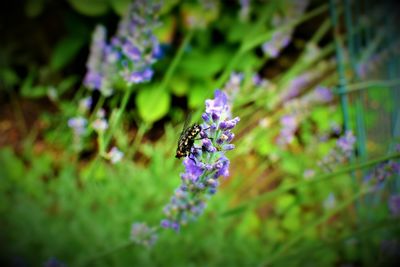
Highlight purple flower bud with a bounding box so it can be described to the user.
[200,131,208,139]
[225,132,235,142]
[160,219,170,228]
[216,137,224,145]
[212,112,220,122]
[202,113,210,122]
[223,144,235,151]
[219,121,228,130]
[171,222,180,232]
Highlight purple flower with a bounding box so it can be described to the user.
[261,1,309,58]
[107,147,124,164]
[83,1,161,95]
[364,160,400,183]
[313,86,334,103]
[130,222,158,247]
[276,115,298,146]
[317,131,356,172]
[389,195,400,217]
[68,117,87,136]
[43,258,67,267]
[84,25,107,92]
[78,96,93,113]
[336,131,356,156]
[239,0,250,21]
[205,90,230,118]
[303,169,315,180]
[161,89,239,232]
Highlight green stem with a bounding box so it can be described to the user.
[126,122,150,159]
[77,241,133,266]
[104,87,133,148]
[335,79,400,93]
[159,31,194,91]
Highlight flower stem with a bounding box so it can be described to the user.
[104,87,133,148]
[77,241,133,266]
[159,31,194,91]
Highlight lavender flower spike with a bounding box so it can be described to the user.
[83,0,161,95]
[161,89,239,232]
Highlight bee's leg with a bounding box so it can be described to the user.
[194,135,213,141]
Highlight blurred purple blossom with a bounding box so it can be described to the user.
[78,96,93,113]
[364,160,400,183]
[279,72,314,102]
[161,89,239,232]
[130,222,158,247]
[336,131,356,157]
[84,0,161,95]
[92,118,108,132]
[276,114,298,146]
[68,117,87,136]
[261,0,309,58]
[389,195,400,217]
[318,131,356,172]
[303,169,315,180]
[239,0,250,21]
[107,147,124,164]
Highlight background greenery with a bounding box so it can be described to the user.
[1,0,399,266]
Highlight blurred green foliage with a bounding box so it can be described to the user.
[1,0,399,266]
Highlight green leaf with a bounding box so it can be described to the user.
[136,84,171,123]
[50,36,86,71]
[24,0,45,18]
[109,0,131,15]
[67,0,109,16]
[169,75,188,97]
[58,76,79,95]
[227,21,254,43]
[1,68,20,87]
[178,47,230,78]
[188,82,210,108]
[281,157,302,175]
[20,72,50,98]
[21,85,50,98]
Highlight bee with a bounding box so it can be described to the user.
[175,122,202,160]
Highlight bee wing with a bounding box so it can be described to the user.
[182,112,192,132]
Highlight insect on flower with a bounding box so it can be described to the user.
[175,121,202,160]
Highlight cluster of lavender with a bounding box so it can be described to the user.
[364,160,400,183]
[276,115,298,146]
[161,90,239,232]
[261,0,309,58]
[277,59,334,105]
[67,96,92,150]
[84,0,161,96]
[317,131,356,172]
[67,97,123,164]
[276,86,334,147]
[130,222,158,247]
